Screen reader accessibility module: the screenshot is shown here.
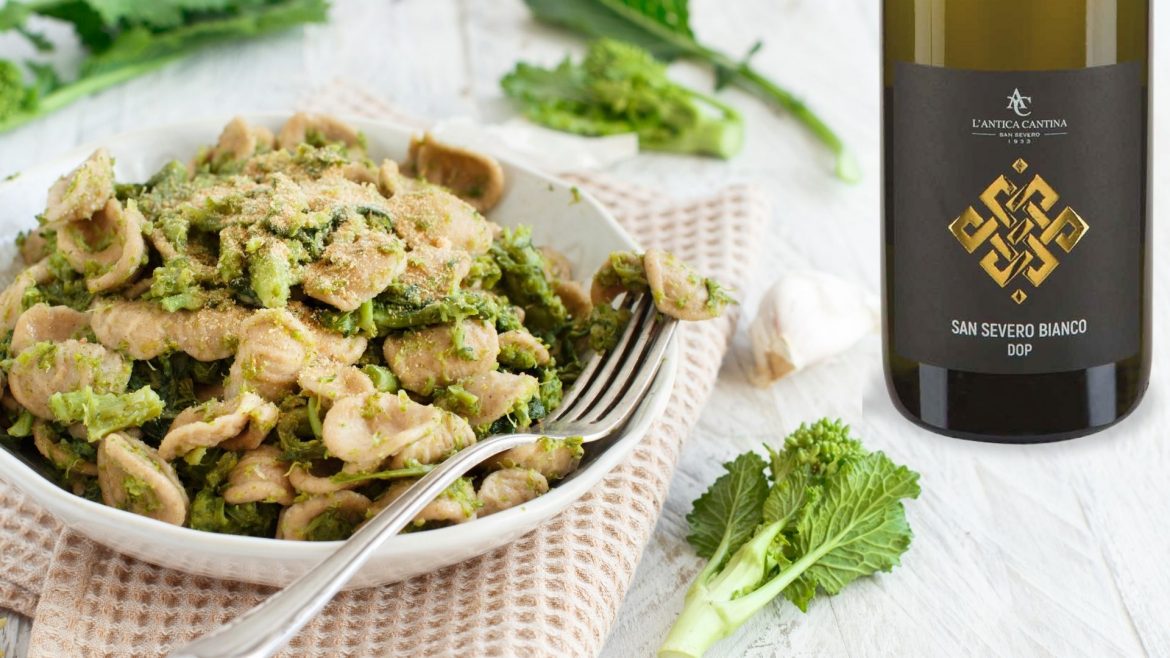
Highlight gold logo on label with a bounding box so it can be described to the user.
[948,159,1089,304]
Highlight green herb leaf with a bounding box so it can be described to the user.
[791,452,920,598]
[686,450,768,561]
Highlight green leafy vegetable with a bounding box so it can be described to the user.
[319,290,503,336]
[0,0,330,134]
[660,419,920,657]
[522,0,859,181]
[360,364,399,393]
[185,449,280,537]
[502,38,743,159]
[48,385,165,441]
[301,506,360,541]
[328,462,434,485]
[145,256,207,311]
[6,410,33,437]
[490,226,569,335]
[277,403,325,464]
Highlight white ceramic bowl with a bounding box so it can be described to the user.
[0,114,678,588]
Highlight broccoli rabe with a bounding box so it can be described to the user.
[301,506,362,541]
[319,290,511,337]
[360,364,399,393]
[6,410,33,437]
[659,420,920,657]
[48,386,165,441]
[329,462,434,485]
[433,384,480,418]
[184,450,280,537]
[491,226,569,335]
[502,39,744,159]
[21,238,94,312]
[0,1,329,135]
[247,238,296,308]
[498,341,541,370]
[594,251,648,294]
[585,303,632,353]
[146,256,207,311]
[277,403,326,464]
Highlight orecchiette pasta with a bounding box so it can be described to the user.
[0,115,730,541]
[43,148,115,225]
[477,467,549,516]
[382,319,499,394]
[370,477,479,527]
[158,393,278,460]
[404,134,506,213]
[97,432,189,526]
[11,304,89,355]
[222,445,294,506]
[8,340,129,419]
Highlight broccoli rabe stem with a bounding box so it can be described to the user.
[659,519,786,658]
[734,64,860,183]
[0,56,180,134]
[648,114,742,159]
[647,89,744,159]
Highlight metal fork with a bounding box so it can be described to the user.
[169,293,677,658]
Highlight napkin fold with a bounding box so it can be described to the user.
[0,82,768,657]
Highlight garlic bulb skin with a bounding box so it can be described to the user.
[749,271,879,386]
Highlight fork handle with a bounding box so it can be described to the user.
[168,432,541,658]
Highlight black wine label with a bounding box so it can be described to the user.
[891,62,1144,374]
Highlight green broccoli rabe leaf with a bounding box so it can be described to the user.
[328,462,434,485]
[177,448,236,494]
[301,506,361,541]
[128,353,216,415]
[686,451,769,563]
[48,386,165,441]
[319,290,505,337]
[502,39,743,159]
[661,419,920,657]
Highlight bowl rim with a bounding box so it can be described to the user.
[0,113,676,560]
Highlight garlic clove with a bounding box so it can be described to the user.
[749,271,879,387]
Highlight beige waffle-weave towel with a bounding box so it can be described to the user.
[0,86,768,657]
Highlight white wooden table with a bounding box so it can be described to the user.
[2,1,1168,656]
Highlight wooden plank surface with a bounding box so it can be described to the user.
[1,1,1167,656]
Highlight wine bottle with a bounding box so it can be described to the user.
[882,0,1151,442]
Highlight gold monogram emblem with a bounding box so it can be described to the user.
[948,159,1089,304]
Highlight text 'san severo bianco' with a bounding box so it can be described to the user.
[882,0,1150,442]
